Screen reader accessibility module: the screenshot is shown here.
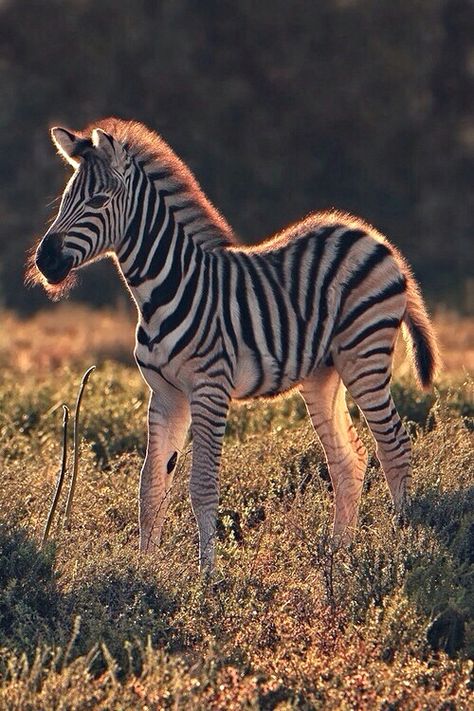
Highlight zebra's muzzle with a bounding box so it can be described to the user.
[41,259,74,285]
[35,233,74,284]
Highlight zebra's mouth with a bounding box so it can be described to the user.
[38,257,74,285]
[46,266,74,285]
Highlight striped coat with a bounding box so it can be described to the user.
[31,118,440,571]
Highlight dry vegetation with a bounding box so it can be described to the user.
[0,306,473,709]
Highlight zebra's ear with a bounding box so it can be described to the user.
[91,128,126,171]
[51,127,93,167]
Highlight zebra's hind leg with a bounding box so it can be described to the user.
[339,350,412,518]
[301,365,368,545]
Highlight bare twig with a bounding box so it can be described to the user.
[64,365,96,528]
[41,405,70,548]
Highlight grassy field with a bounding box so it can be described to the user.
[0,306,473,709]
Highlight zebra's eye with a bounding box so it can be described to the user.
[86,194,110,209]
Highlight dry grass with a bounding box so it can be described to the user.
[433,310,474,375]
[0,305,136,373]
[0,307,472,709]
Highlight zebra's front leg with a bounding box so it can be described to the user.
[139,386,190,553]
[189,384,230,573]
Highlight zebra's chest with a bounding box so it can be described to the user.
[134,333,190,393]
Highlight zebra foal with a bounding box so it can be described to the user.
[30,118,439,571]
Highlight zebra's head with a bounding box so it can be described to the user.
[30,125,129,298]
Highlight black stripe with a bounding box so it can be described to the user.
[194,326,221,360]
[393,419,403,434]
[383,440,409,455]
[289,237,310,317]
[132,181,160,270]
[193,258,220,355]
[242,254,277,360]
[339,317,400,352]
[363,394,392,412]
[352,373,391,399]
[137,326,149,346]
[369,406,397,425]
[127,184,166,283]
[336,277,406,336]
[65,239,88,259]
[119,171,147,262]
[285,238,317,380]
[359,345,394,359]
[235,260,264,395]
[142,240,184,321]
[256,255,290,382]
[304,227,335,322]
[200,368,233,386]
[155,249,203,342]
[197,350,226,373]
[193,381,231,397]
[192,411,226,428]
[140,196,181,282]
[182,237,194,273]
[221,257,239,357]
[70,220,100,236]
[167,255,210,361]
[345,366,388,388]
[338,242,391,313]
[309,229,366,368]
[147,169,173,181]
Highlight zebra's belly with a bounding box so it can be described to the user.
[232,352,303,400]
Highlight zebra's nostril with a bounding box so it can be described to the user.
[36,244,59,271]
[36,232,63,269]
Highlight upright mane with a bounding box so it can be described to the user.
[79,117,237,248]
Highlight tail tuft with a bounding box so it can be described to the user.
[402,271,441,389]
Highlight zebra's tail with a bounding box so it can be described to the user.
[401,267,441,390]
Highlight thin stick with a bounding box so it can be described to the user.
[41,405,70,547]
[64,365,96,528]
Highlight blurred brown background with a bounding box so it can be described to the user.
[0,0,473,313]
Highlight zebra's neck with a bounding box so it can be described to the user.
[116,161,230,318]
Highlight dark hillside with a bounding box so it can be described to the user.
[0,0,473,312]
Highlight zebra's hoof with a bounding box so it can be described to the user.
[331,525,357,550]
[392,504,411,529]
